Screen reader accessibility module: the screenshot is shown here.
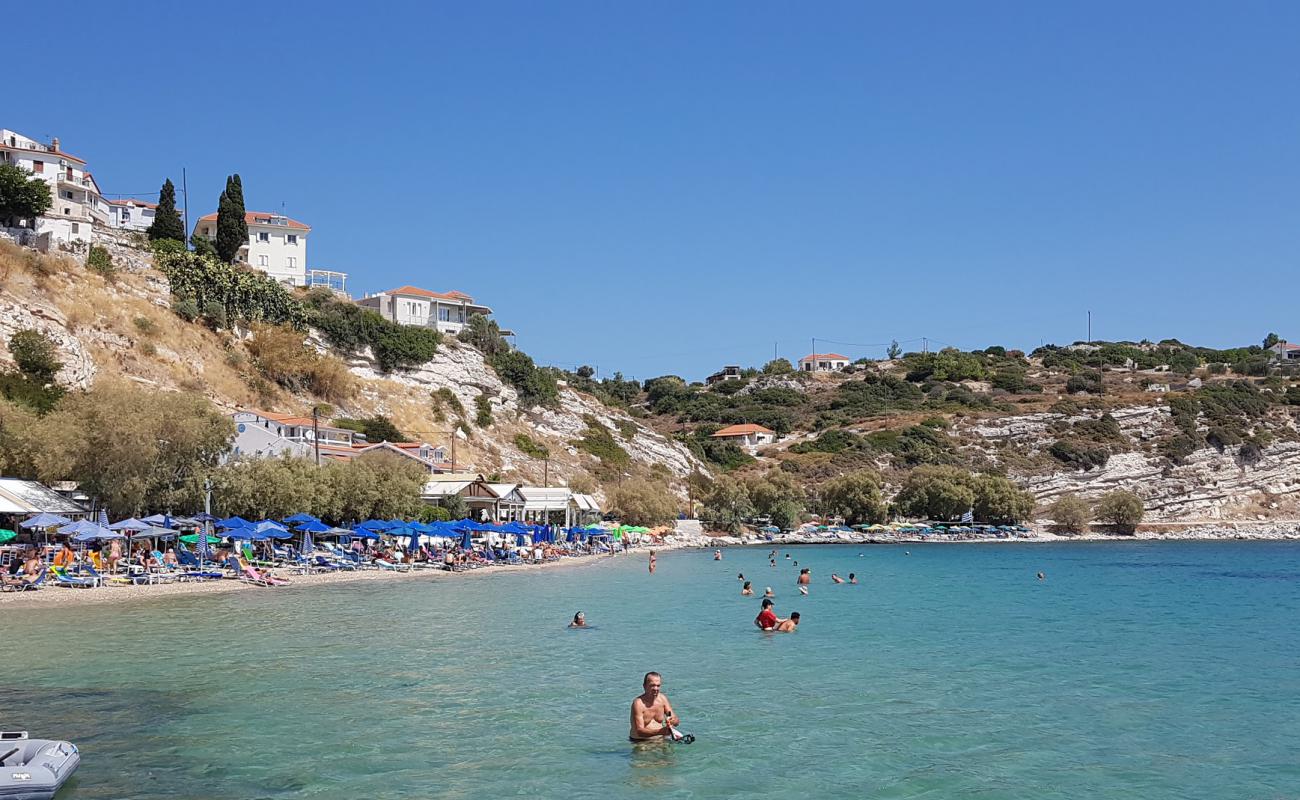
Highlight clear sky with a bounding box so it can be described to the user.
[12,1,1299,380]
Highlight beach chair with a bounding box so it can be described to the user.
[374,559,411,573]
[51,567,98,589]
[224,557,270,586]
[11,568,46,592]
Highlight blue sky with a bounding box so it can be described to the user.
[12,1,1299,380]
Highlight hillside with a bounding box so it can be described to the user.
[3,232,1300,528]
[0,233,701,503]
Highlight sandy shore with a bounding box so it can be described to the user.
[699,526,1300,548]
[0,542,686,612]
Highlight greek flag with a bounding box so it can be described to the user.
[960,509,974,523]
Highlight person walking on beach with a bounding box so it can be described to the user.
[648,550,656,574]
[630,672,681,742]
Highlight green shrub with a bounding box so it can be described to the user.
[1048,439,1111,471]
[372,325,440,372]
[490,349,558,407]
[514,433,550,459]
[615,419,638,440]
[1047,494,1091,533]
[1094,490,1144,533]
[430,387,464,422]
[202,300,228,330]
[8,329,61,382]
[132,316,156,336]
[1066,371,1104,395]
[474,394,494,428]
[86,245,116,279]
[571,414,630,466]
[172,296,200,322]
[158,250,306,327]
[334,415,406,443]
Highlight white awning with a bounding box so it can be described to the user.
[421,480,471,498]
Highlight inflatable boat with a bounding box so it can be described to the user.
[0,732,79,800]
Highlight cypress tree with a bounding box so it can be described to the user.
[214,174,248,263]
[146,178,185,242]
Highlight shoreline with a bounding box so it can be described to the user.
[0,540,688,611]
[693,525,1300,548]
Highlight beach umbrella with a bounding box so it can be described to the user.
[253,520,289,532]
[19,513,71,529]
[109,517,152,532]
[0,529,15,543]
[357,519,393,531]
[192,512,217,523]
[140,513,170,526]
[224,527,256,541]
[284,512,319,524]
[348,527,380,540]
[217,516,252,529]
[72,525,123,543]
[295,520,331,533]
[179,532,220,545]
[460,530,473,550]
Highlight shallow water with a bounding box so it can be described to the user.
[4,541,1299,799]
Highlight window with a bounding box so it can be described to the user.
[63,207,71,215]
[258,231,270,243]
[71,223,79,233]
[286,256,296,268]
[121,210,131,221]
[287,234,297,245]
[32,161,43,174]
[61,190,73,199]
[438,307,450,322]
[202,226,211,236]
[257,255,268,266]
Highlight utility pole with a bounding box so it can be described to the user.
[1087,310,1092,344]
[923,337,928,354]
[543,457,549,487]
[312,406,321,466]
[181,167,190,249]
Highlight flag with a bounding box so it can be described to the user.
[960,509,974,523]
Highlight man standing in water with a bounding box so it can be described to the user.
[630,672,680,741]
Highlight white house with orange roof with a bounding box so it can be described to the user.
[192,211,310,286]
[710,423,777,449]
[106,198,159,232]
[357,285,496,336]
[799,353,850,373]
[0,129,107,243]
[230,409,452,471]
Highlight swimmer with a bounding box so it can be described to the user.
[785,554,791,560]
[737,572,745,581]
[770,558,776,568]
[754,598,779,630]
[1037,571,1045,581]
[793,560,798,567]
[714,549,722,561]
[569,611,587,628]
[629,671,681,741]
[831,573,845,584]
[741,581,754,596]
[775,612,800,632]
[648,550,656,575]
[797,568,811,586]
[904,551,911,556]
[763,586,775,598]
[849,573,858,584]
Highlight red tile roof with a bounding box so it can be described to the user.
[711,423,776,438]
[384,285,474,302]
[195,211,310,231]
[800,353,849,362]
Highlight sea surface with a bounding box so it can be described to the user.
[3,541,1299,799]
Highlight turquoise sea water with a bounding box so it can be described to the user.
[4,541,1299,799]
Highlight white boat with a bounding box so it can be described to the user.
[0,732,80,800]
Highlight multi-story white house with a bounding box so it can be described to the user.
[193,211,310,286]
[799,353,850,372]
[106,198,159,232]
[230,409,451,471]
[357,285,495,336]
[0,129,106,243]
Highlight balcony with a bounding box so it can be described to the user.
[57,174,94,189]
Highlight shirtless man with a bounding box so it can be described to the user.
[797,568,811,586]
[629,672,680,741]
[775,612,800,632]
[831,573,845,584]
[648,551,656,574]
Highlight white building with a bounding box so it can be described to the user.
[193,211,310,286]
[710,423,777,449]
[706,365,743,385]
[231,409,450,471]
[106,198,159,232]
[799,353,850,372]
[357,286,495,336]
[1267,342,1300,362]
[0,129,106,244]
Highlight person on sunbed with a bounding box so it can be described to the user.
[238,555,289,585]
[54,541,76,568]
[163,549,179,568]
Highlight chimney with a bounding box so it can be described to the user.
[51,137,60,152]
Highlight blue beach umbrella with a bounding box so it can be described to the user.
[217,516,252,529]
[109,517,152,532]
[19,513,72,529]
[284,512,319,524]
[460,530,473,550]
[72,525,123,543]
[140,513,169,526]
[356,519,393,531]
[295,520,331,533]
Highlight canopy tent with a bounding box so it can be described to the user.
[19,513,72,529]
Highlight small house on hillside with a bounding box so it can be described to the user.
[1267,342,1300,362]
[711,423,777,449]
[357,286,508,337]
[706,365,743,385]
[799,353,849,373]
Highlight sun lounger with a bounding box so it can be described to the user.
[374,559,411,573]
[51,567,98,589]
[2,568,46,592]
